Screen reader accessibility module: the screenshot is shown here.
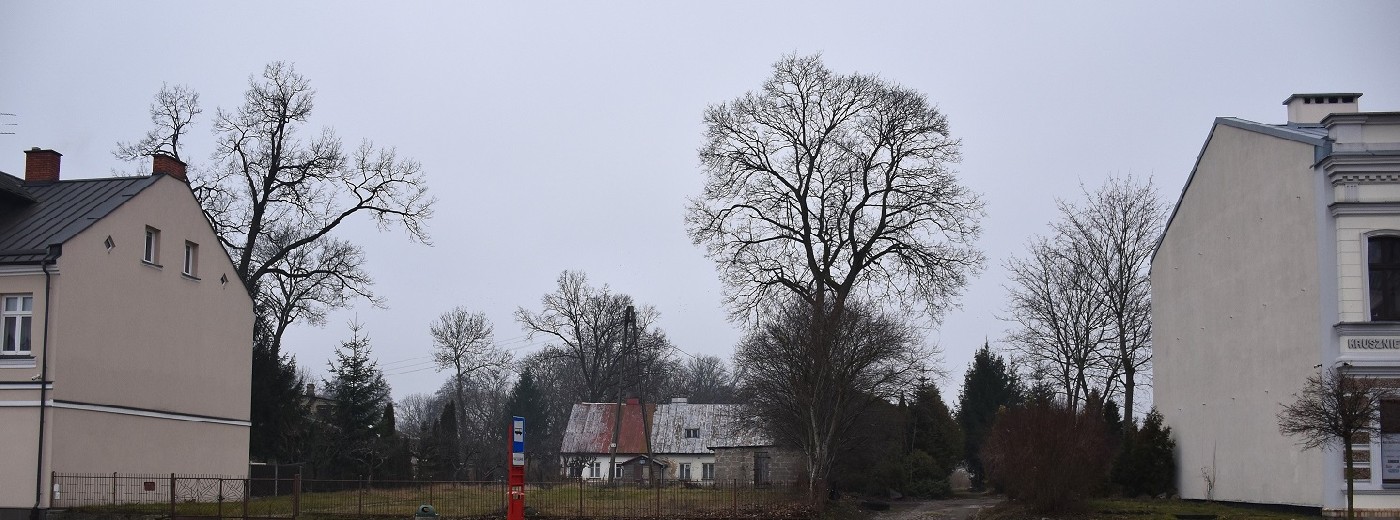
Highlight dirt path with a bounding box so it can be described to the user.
[870,495,1002,520]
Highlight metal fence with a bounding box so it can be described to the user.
[50,473,806,519]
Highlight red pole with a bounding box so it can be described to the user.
[507,416,525,520]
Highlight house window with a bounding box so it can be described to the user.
[701,462,715,481]
[143,227,161,265]
[613,463,623,479]
[684,428,700,439]
[679,463,692,480]
[1369,236,1400,320]
[183,241,199,277]
[568,464,583,478]
[1382,399,1400,487]
[588,462,601,478]
[2,295,34,355]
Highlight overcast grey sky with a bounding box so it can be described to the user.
[3,1,1398,410]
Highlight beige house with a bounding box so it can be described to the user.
[1155,93,1400,515]
[0,149,254,519]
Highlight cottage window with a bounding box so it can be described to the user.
[613,463,623,479]
[679,463,692,480]
[684,428,700,439]
[588,461,601,478]
[1369,236,1400,320]
[143,227,161,265]
[183,241,199,277]
[2,295,33,355]
[701,462,715,480]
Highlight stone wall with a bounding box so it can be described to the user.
[712,447,803,484]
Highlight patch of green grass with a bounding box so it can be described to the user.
[978,498,1321,520]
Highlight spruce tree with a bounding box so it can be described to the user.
[506,368,554,479]
[957,342,1021,490]
[325,323,391,478]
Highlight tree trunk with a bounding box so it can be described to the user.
[1346,442,1355,520]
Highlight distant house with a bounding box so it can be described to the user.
[559,398,802,484]
[0,149,254,519]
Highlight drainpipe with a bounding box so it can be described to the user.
[32,246,59,519]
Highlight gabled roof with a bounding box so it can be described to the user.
[561,402,772,456]
[0,172,160,264]
[651,403,770,452]
[1152,117,1331,267]
[560,402,656,454]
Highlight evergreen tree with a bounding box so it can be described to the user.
[324,323,391,478]
[1116,409,1176,497]
[430,401,460,480]
[957,342,1021,490]
[506,368,555,480]
[249,312,310,462]
[376,402,413,481]
[909,383,964,476]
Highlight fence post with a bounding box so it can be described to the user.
[291,474,301,520]
[578,478,583,518]
[170,474,177,520]
[111,472,117,505]
[731,479,737,518]
[218,479,224,519]
[242,477,250,520]
[357,478,364,517]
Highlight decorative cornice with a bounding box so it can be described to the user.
[1331,203,1400,217]
[1336,322,1400,335]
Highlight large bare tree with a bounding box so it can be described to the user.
[1278,367,1396,520]
[1055,175,1164,420]
[687,54,982,503]
[120,63,435,351]
[117,64,435,461]
[515,270,674,402]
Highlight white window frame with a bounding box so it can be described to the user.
[143,226,161,265]
[613,463,623,479]
[183,241,199,277]
[2,294,34,355]
[684,428,700,439]
[588,461,601,478]
[701,462,714,481]
[679,463,692,480]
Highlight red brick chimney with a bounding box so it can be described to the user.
[152,153,187,182]
[24,148,61,184]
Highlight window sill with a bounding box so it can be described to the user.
[142,260,163,270]
[0,355,37,368]
[181,273,201,281]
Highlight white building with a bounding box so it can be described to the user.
[1155,93,1400,515]
[558,399,771,482]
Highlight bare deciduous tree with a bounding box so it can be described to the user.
[687,54,984,325]
[515,270,674,402]
[114,83,201,164]
[736,299,929,502]
[430,306,510,472]
[1278,367,1396,520]
[675,355,738,404]
[1002,235,1112,412]
[687,53,982,504]
[1055,175,1165,420]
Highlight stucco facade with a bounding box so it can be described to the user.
[1155,94,1400,514]
[0,152,253,518]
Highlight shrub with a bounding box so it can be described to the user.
[1114,409,1177,497]
[981,400,1113,513]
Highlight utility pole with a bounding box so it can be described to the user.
[605,305,636,485]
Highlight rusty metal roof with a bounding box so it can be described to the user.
[560,402,655,454]
[561,402,771,455]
